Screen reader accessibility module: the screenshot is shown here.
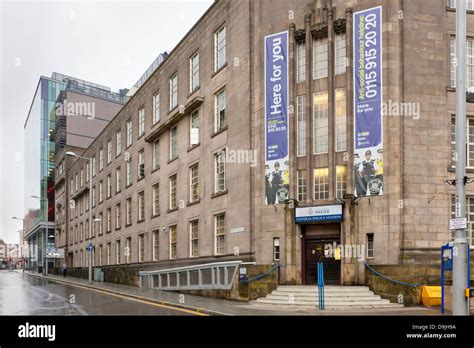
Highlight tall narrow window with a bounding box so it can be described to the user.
[169,74,178,110]
[153,230,159,261]
[366,233,374,259]
[138,107,145,137]
[190,53,200,93]
[273,238,280,261]
[107,242,111,265]
[106,208,111,232]
[106,174,111,198]
[126,161,132,186]
[153,93,160,124]
[336,165,347,199]
[296,41,306,82]
[99,180,103,203]
[126,197,132,225]
[153,139,160,170]
[85,162,89,183]
[215,150,226,193]
[138,234,145,263]
[138,190,145,222]
[98,212,103,235]
[169,225,177,259]
[190,163,199,202]
[215,89,226,132]
[451,37,474,88]
[313,92,329,154]
[297,169,307,202]
[335,33,347,75]
[190,220,199,257]
[169,174,177,210]
[313,37,328,79]
[335,89,347,152]
[80,169,84,187]
[152,183,160,216]
[190,110,199,146]
[296,95,306,157]
[138,149,145,179]
[98,245,102,266]
[116,240,121,264]
[126,237,131,264]
[115,203,121,230]
[92,156,96,176]
[314,168,329,200]
[126,119,132,147]
[215,213,226,255]
[92,186,96,207]
[99,148,104,171]
[116,167,121,193]
[214,26,226,71]
[169,125,177,160]
[107,140,112,164]
[116,130,122,156]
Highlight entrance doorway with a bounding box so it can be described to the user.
[302,224,341,285]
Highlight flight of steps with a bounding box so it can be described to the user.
[253,285,404,310]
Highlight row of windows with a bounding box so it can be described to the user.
[71,212,227,267]
[296,166,347,202]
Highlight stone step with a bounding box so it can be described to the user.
[266,294,382,301]
[254,298,397,307]
[272,289,375,295]
[275,286,371,292]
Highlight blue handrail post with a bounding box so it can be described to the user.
[317,262,325,310]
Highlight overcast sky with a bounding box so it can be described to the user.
[0,0,213,244]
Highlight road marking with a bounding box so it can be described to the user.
[35,277,208,316]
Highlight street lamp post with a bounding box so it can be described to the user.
[66,151,93,284]
[454,0,470,316]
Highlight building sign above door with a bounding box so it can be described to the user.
[295,205,343,224]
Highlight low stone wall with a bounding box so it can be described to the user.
[60,266,140,286]
[365,264,474,306]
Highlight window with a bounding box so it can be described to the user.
[452,196,474,246]
[335,33,346,75]
[313,92,329,154]
[98,212,103,235]
[138,191,145,222]
[85,163,90,183]
[138,107,145,137]
[297,169,307,202]
[215,150,226,193]
[107,242,111,266]
[169,174,177,210]
[296,41,306,82]
[126,120,132,147]
[126,237,131,264]
[80,169,84,187]
[190,220,199,257]
[451,118,474,168]
[75,173,78,191]
[98,245,102,266]
[80,223,83,241]
[169,74,178,110]
[116,130,122,156]
[336,165,347,199]
[153,139,160,170]
[190,163,199,202]
[107,140,112,164]
[107,174,111,198]
[215,26,226,71]
[138,149,145,179]
[448,0,474,11]
[153,93,160,124]
[169,225,177,259]
[314,168,329,200]
[190,110,199,145]
[273,238,280,261]
[153,230,159,261]
[215,213,226,255]
[138,234,145,263]
[313,37,328,79]
[92,156,96,176]
[116,240,121,264]
[215,89,226,132]
[99,180,103,203]
[190,53,200,92]
[335,89,347,152]
[115,203,121,229]
[92,186,96,207]
[70,178,74,193]
[99,148,104,171]
[126,198,132,225]
[106,208,111,232]
[451,37,474,88]
[116,167,121,193]
[296,95,306,157]
[126,161,132,186]
[152,183,160,216]
[85,220,89,239]
[366,233,374,259]
[169,125,177,160]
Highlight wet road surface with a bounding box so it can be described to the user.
[0,270,193,315]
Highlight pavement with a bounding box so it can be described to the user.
[13,270,442,316]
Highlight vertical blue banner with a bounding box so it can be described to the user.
[264,31,290,204]
[353,7,384,197]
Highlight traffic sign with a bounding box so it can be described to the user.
[87,243,94,252]
[449,217,467,230]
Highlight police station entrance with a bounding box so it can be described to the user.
[295,205,343,285]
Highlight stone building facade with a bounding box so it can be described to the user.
[62,0,472,286]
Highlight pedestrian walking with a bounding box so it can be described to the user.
[62,262,67,277]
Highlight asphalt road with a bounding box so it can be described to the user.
[0,270,194,315]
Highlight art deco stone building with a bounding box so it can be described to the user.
[61,0,473,286]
